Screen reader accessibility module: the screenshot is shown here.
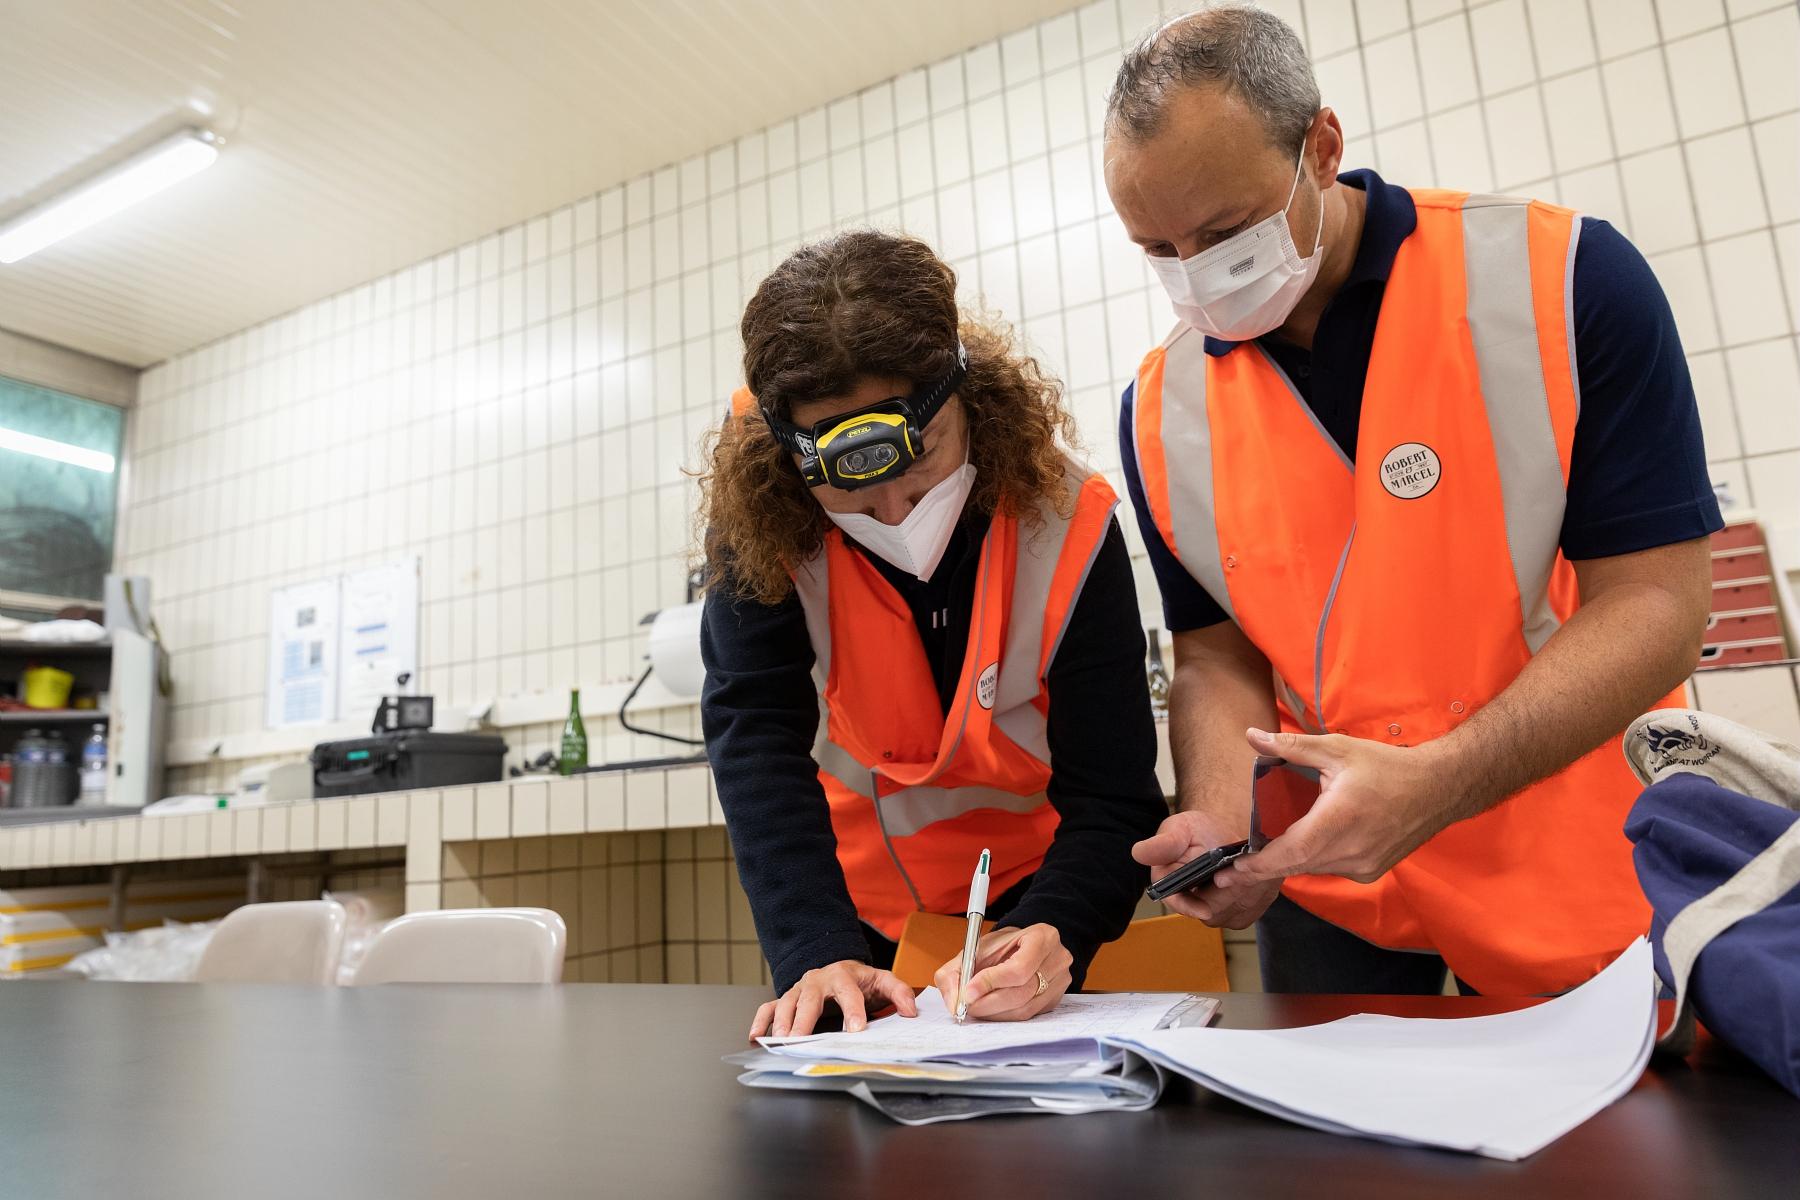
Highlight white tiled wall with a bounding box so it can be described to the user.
[123,0,1799,770]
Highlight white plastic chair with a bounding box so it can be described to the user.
[350,907,567,985]
[193,900,347,985]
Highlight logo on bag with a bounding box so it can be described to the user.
[1637,713,1719,774]
[977,663,999,710]
[1379,442,1441,499]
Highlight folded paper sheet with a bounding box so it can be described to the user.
[1118,937,1658,1160]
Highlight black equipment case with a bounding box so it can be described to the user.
[311,732,507,798]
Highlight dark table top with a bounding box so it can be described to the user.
[2,981,1794,1200]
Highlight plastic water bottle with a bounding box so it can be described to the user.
[79,724,108,805]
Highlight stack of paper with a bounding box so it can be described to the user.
[732,938,1658,1155]
[735,989,1212,1124]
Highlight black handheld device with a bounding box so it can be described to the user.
[1145,839,1254,902]
[1144,755,1323,903]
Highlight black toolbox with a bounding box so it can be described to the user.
[311,732,507,798]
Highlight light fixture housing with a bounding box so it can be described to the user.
[0,127,219,265]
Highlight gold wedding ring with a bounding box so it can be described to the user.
[1034,970,1048,997]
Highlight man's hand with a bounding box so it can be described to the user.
[1133,809,1282,928]
[934,924,1072,1022]
[1214,727,1457,891]
[748,960,918,1042]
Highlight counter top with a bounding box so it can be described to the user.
[0,761,720,888]
[2,979,1793,1199]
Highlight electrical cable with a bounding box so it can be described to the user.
[618,664,705,747]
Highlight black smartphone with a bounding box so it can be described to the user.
[1145,839,1253,901]
[1144,755,1324,902]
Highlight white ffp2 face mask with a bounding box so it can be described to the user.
[1148,148,1325,341]
[826,462,976,581]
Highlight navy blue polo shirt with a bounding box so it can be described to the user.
[1118,169,1723,632]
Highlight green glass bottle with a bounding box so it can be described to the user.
[558,689,588,776]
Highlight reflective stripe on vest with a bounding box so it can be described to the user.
[1462,194,1580,655]
[791,456,1118,936]
[1133,333,1237,625]
[1132,190,1672,994]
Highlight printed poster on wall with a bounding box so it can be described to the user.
[265,577,340,728]
[336,558,420,725]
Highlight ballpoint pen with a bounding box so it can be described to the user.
[953,847,990,1025]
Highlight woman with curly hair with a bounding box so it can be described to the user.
[700,230,1165,1040]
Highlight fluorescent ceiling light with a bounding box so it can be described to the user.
[0,128,219,264]
[0,427,116,473]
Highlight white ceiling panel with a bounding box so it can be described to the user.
[0,0,1088,368]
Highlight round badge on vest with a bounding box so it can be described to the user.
[976,662,999,709]
[1379,442,1442,499]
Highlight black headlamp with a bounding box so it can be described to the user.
[761,343,968,491]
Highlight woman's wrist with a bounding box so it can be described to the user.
[771,936,872,995]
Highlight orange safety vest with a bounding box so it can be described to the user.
[1131,191,1679,995]
[728,389,1122,940]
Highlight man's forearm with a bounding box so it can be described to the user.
[1427,571,1706,823]
[1169,656,1279,830]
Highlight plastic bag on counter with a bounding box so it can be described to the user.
[18,618,108,645]
[325,888,405,984]
[63,919,220,981]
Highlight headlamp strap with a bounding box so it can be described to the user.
[757,406,823,482]
[909,340,968,433]
[758,340,968,475]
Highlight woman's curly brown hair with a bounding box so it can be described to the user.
[698,230,1078,605]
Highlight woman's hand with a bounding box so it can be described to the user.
[933,923,1073,1022]
[748,960,918,1042]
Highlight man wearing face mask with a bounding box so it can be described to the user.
[699,230,1166,1039]
[1109,6,1720,997]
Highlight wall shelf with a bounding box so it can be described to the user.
[0,709,108,724]
[0,630,163,810]
[0,639,112,658]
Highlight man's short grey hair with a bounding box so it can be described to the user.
[1106,4,1321,153]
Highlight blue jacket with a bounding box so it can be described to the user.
[1626,772,1800,1098]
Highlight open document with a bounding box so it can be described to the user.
[759,988,1202,1064]
[733,939,1658,1154]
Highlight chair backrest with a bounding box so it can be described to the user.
[1085,915,1229,993]
[892,911,1230,993]
[351,907,567,985]
[892,912,991,989]
[194,900,347,985]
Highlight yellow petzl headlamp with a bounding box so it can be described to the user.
[763,343,968,491]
